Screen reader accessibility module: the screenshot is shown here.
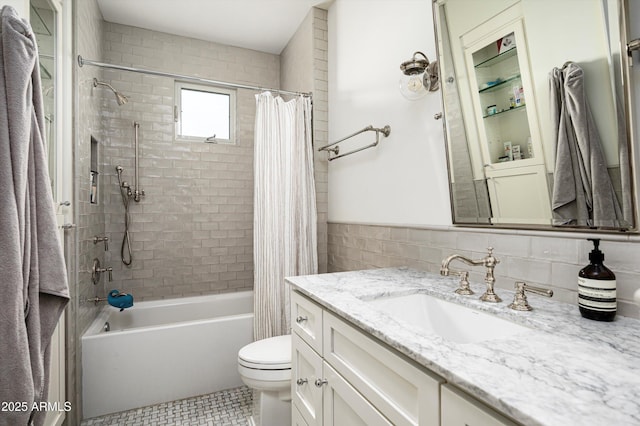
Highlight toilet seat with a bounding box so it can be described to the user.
[238,335,291,370]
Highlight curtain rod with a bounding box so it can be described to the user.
[77,55,312,98]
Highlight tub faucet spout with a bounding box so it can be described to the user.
[440,247,501,302]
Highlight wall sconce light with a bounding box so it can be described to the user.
[399,51,439,100]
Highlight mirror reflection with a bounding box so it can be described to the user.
[435,0,634,231]
[30,0,57,198]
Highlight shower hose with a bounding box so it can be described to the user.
[116,166,133,266]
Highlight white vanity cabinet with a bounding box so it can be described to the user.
[441,384,518,426]
[291,290,524,426]
[293,322,392,425]
[291,291,443,426]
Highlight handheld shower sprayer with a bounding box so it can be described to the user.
[116,165,131,196]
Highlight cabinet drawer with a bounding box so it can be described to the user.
[292,332,323,426]
[441,384,519,426]
[292,291,323,354]
[323,311,444,426]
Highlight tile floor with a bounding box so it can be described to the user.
[81,386,252,426]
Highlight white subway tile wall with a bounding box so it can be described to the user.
[99,22,276,300]
[96,12,329,300]
[328,223,640,319]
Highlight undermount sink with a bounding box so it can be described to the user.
[368,293,528,344]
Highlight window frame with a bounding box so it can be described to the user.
[174,81,237,144]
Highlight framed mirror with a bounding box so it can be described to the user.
[434,0,638,232]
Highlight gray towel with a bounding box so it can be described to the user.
[549,62,624,227]
[0,6,69,426]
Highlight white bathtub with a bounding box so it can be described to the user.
[82,291,253,419]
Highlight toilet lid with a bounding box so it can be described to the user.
[238,334,291,370]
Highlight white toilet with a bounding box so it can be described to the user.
[238,334,292,426]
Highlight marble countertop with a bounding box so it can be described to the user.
[286,267,640,426]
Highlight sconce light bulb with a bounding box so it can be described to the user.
[407,75,423,92]
[399,72,428,100]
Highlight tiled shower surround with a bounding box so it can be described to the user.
[97,23,275,299]
[93,15,328,300]
[328,222,640,319]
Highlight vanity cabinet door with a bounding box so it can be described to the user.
[441,384,519,426]
[292,332,323,426]
[322,362,392,426]
[292,331,391,426]
[323,310,443,426]
[292,291,324,354]
[293,404,310,426]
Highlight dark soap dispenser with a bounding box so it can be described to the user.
[578,239,616,321]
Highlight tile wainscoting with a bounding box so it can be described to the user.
[327,222,640,319]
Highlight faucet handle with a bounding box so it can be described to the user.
[508,281,553,311]
[485,247,500,265]
[453,271,474,295]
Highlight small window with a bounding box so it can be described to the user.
[175,82,236,144]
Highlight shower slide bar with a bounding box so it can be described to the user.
[132,122,144,202]
[77,55,312,98]
[318,125,391,161]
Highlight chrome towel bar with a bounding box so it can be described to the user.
[318,125,391,161]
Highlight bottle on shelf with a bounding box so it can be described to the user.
[512,83,522,107]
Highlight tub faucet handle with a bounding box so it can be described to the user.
[97,266,113,282]
[93,235,109,251]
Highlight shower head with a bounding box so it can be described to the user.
[114,92,129,106]
[93,78,129,106]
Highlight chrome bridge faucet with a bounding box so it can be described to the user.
[440,247,501,302]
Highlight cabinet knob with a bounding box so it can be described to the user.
[296,378,308,386]
[295,316,308,323]
[314,378,328,387]
[434,112,443,120]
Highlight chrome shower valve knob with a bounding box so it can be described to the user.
[93,235,109,251]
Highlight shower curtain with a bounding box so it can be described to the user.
[0,6,69,426]
[253,92,317,340]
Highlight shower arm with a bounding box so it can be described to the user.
[133,122,144,202]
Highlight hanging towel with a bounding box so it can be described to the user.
[549,62,623,227]
[0,6,69,426]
